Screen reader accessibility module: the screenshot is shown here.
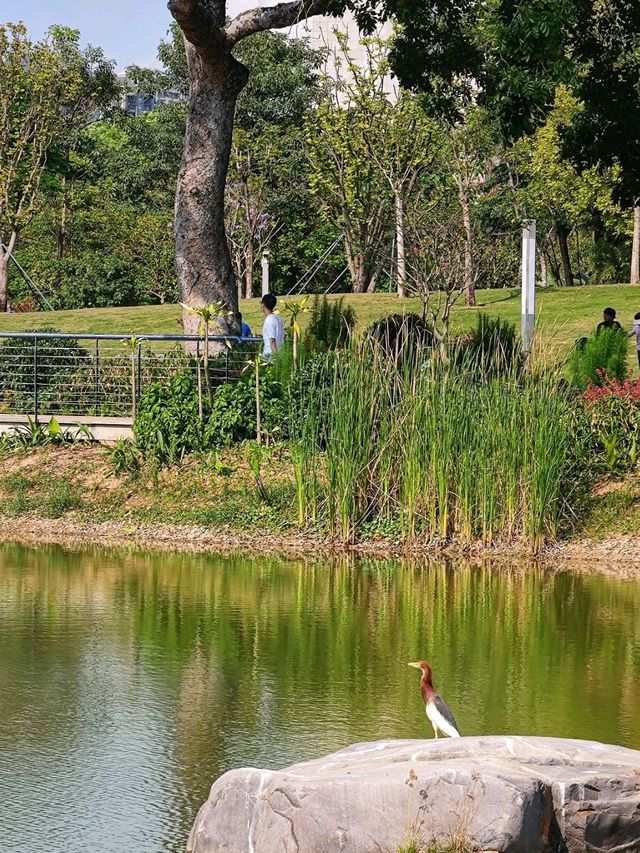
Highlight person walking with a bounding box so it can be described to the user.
[260,294,284,359]
[632,312,640,370]
[597,307,622,332]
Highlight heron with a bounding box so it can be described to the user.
[408,660,461,739]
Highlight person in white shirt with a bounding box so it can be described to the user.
[261,293,285,359]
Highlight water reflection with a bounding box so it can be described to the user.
[0,544,638,853]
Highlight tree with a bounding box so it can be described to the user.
[167,0,341,339]
[306,36,396,293]
[386,0,640,285]
[509,87,621,287]
[0,24,82,311]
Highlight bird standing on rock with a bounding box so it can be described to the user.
[408,660,461,739]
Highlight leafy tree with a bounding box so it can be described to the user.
[306,36,397,293]
[0,23,82,310]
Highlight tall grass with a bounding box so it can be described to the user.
[292,336,579,552]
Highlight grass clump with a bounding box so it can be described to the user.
[293,333,580,552]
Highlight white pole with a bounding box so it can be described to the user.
[521,220,536,351]
[261,251,270,297]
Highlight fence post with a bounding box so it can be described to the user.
[94,338,100,413]
[33,336,39,426]
[225,348,229,383]
[136,342,142,413]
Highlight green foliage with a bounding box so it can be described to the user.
[455,314,521,378]
[106,439,143,478]
[307,295,357,350]
[567,328,628,391]
[134,368,287,464]
[134,371,202,465]
[366,314,435,361]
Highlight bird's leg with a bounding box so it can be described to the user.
[432,724,439,739]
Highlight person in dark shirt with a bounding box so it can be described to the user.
[597,307,622,332]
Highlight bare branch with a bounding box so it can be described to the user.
[225,0,332,46]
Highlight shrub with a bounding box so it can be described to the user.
[307,295,357,350]
[567,327,628,391]
[366,313,434,362]
[455,315,521,378]
[0,327,88,413]
[134,370,203,464]
[581,378,640,474]
[134,366,287,463]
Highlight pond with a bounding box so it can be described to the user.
[0,544,639,853]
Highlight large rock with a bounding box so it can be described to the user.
[187,737,640,853]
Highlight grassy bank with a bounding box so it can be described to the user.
[1,445,639,564]
[1,285,640,365]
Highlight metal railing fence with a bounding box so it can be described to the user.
[0,332,262,421]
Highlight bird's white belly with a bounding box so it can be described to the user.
[426,701,460,738]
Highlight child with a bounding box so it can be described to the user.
[633,313,640,369]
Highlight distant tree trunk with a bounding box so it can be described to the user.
[0,254,9,313]
[458,182,475,306]
[352,253,369,293]
[539,250,549,287]
[631,205,640,284]
[173,41,246,339]
[56,175,68,261]
[0,232,17,312]
[244,240,254,299]
[395,186,406,299]
[556,223,574,287]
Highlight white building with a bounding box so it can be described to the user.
[293,12,395,98]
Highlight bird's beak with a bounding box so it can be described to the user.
[407,662,422,670]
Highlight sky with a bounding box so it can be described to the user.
[2,0,264,69]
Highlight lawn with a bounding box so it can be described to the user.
[1,284,639,366]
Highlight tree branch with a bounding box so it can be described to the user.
[167,0,226,58]
[225,0,332,46]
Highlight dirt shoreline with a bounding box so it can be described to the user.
[1,514,639,576]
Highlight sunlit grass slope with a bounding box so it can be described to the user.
[0,285,639,363]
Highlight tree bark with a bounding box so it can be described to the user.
[0,253,9,313]
[458,180,475,306]
[395,186,406,299]
[175,40,247,339]
[244,239,254,299]
[352,253,369,293]
[556,223,574,287]
[539,250,548,287]
[0,232,17,312]
[631,205,640,284]
[170,0,332,343]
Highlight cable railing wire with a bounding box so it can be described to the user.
[0,331,262,421]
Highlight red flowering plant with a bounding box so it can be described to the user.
[581,373,640,475]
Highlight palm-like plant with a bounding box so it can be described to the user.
[280,297,310,367]
[181,302,232,407]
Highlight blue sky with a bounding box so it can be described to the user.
[5,0,254,69]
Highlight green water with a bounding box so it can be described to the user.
[0,544,638,853]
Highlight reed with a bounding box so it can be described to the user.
[293,334,578,552]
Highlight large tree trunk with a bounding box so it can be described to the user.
[352,253,370,293]
[458,181,475,306]
[556,223,574,287]
[175,41,247,339]
[631,205,640,284]
[395,186,406,299]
